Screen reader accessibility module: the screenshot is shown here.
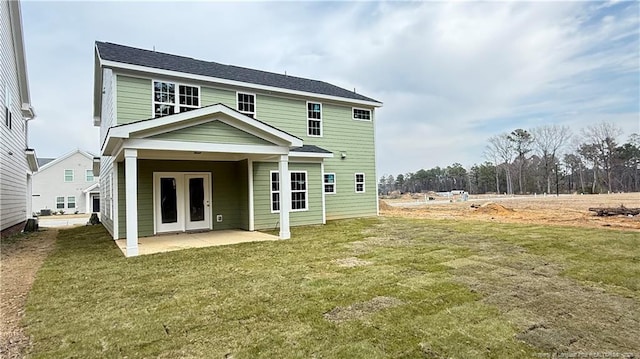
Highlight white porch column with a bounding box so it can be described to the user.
[278,155,291,239]
[124,149,139,257]
[248,159,255,231]
[85,191,91,213]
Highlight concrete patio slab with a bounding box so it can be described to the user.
[114,230,279,256]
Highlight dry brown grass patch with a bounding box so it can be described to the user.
[323,296,404,323]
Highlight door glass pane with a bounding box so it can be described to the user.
[189,178,205,222]
[160,178,178,224]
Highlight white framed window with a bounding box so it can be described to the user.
[353,108,372,121]
[307,102,322,137]
[86,169,94,182]
[153,81,199,118]
[237,92,256,118]
[270,171,280,213]
[64,169,74,182]
[291,171,307,211]
[324,173,336,194]
[355,173,365,193]
[56,196,65,209]
[67,196,76,209]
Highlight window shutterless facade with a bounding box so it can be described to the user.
[353,108,372,121]
[153,81,200,118]
[64,169,74,182]
[270,171,280,213]
[324,173,336,194]
[86,169,94,182]
[237,92,256,118]
[291,171,307,211]
[307,102,322,137]
[56,196,64,209]
[355,173,365,193]
[67,196,76,209]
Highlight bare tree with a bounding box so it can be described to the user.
[532,125,572,193]
[487,133,515,194]
[581,122,622,193]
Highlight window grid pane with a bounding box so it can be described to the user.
[56,197,64,209]
[64,170,73,182]
[355,173,365,193]
[324,173,336,194]
[308,119,321,136]
[353,108,371,120]
[154,81,176,118]
[290,172,307,210]
[67,196,76,209]
[270,172,280,212]
[238,93,255,116]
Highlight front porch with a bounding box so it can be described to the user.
[114,229,278,256]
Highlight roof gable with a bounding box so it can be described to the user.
[149,120,274,147]
[95,42,381,105]
[36,150,97,173]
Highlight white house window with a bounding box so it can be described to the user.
[270,171,280,213]
[154,81,199,118]
[307,102,322,137]
[56,196,64,209]
[237,92,255,118]
[355,173,365,193]
[353,108,371,121]
[64,169,74,182]
[291,171,307,211]
[324,173,336,194]
[67,196,76,209]
[4,84,12,129]
[178,85,199,112]
[86,169,94,182]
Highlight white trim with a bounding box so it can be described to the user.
[290,170,308,212]
[269,170,280,214]
[321,163,326,224]
[352,107,372,121]
[125,139,289,156]
[112,165,119,240]
[85,169,95,182]
[38,149,96,172]
[248,160,254,231]
[306,101,322,137]
[289,151,333,159]
[278,155,290,239]
[236,91,256,118]
[67,196,77,210]
[152,172,212,234]
[100,59,383,108]
[324,172,337,194]
[124,149,138,256]
[82,182,100,193]
[355,172,366,193]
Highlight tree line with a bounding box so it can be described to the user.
[379,122,639,195]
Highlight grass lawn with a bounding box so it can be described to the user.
[25,218,639,358]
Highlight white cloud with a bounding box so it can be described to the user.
[20,1,639,175]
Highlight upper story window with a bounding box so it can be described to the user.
[355,173,365,193]
[307,102,322,137]
[237,92,255,118]
[86,169,94,182]
[353,108,371,121]
[153,81,199,118]
[64,169,74,182]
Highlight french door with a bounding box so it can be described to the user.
[154,172,211,234]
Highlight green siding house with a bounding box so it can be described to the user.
[93,42,382,257]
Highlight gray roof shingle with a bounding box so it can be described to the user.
[290,145,332,154]
[37,158,55,167]
[96,42,380,104]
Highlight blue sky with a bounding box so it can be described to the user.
[20,0,639,176]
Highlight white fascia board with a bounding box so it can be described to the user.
[93,46,103,123]
[25,149,38,172]
[9,1,33,115]
[289,151,334,159]
[37,149,91,172]
[123,138,289,156]
[82,182,100,193]
[100,60,383,108]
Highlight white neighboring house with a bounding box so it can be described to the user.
[32,150,100,215]
[0,0,38,236]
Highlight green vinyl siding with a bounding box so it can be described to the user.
[201,87,235,107]
[118,160,249,238]
[149,120,273,146]
[253,162,323,230]
[116,75,151,124]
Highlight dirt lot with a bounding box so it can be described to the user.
[0,229,57,359]
[381,192,640,231]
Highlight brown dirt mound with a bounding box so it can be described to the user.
[474,202,514,215]
[378,199,393,210]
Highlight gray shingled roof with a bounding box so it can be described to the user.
[96,42,380,104]
[37,158,55,167]
[290,145,332,154]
